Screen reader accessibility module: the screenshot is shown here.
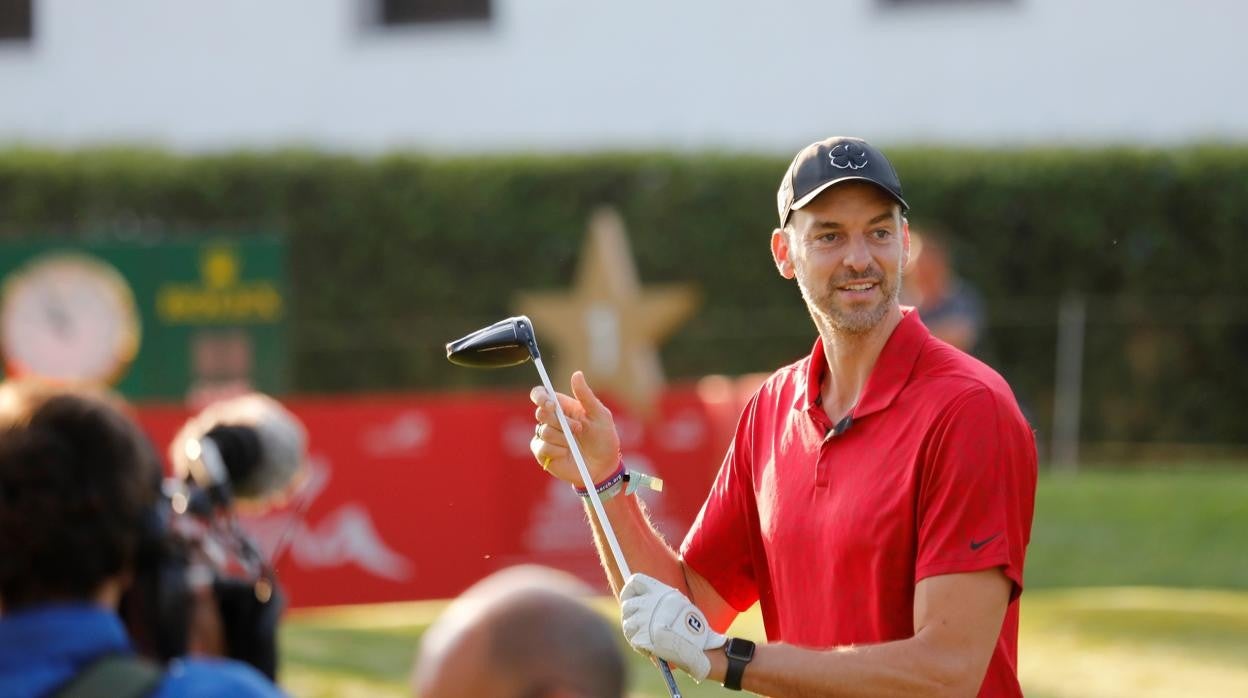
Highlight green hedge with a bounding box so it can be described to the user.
[1,147,1245,450]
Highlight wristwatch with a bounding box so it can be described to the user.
[723,637,756,691]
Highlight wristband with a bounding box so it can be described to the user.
[573,461,626,497]
[574,458,664,501]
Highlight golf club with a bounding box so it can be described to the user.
[447,315,684,698]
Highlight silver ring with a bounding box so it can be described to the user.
[534,423,542,439]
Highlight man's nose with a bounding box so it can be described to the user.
[842,234,872,272]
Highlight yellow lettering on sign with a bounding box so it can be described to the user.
[156,283,284,324]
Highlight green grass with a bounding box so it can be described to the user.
[280,589,1248,698]
[1019,588,1248,697]
[277,469,1248,697]
[1027,468,1248,589]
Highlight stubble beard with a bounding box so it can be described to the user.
[797,265,901,336]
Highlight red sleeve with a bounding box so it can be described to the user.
[914,387,1037,600]
[679,395,763,612]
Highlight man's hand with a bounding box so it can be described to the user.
[530,371,621,485]
[621,573,727,680]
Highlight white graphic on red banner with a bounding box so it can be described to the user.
[134,387,736,607]
[363,410,431,457]
[524,479,592,553]
[502,415,539,458]
[289,504,416,581]
[244,456,415,582]
[656,407,708,452]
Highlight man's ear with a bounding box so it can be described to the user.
[772,227,795,279]
[901,217,911,270]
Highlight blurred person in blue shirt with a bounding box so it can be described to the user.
[0,380,283,698]
[903,225,986,354]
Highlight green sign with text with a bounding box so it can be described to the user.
[0,235,288,402]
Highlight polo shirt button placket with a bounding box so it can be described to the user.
[816,435,833,488]
[816,414,853,488]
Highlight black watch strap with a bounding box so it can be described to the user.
[723,637,756,691]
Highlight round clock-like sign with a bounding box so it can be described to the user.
[1,253,141,385]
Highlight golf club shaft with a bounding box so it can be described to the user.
[532,358,683,698]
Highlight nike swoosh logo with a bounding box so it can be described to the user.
[970,533,1000,551]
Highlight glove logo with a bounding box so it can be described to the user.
[829,142,868,170]
[685,612,704,635]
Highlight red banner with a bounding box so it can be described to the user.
[134,381,761,608]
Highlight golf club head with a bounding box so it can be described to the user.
[446,315,540,368]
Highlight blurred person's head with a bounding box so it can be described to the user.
[0,380,158,611]
[904,225,955,306]
[773,137,911,337]
[902,224,984,352]
[412,565,627,698]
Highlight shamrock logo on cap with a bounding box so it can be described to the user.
[829,142,869,170]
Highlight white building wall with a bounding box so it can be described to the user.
[0,0,1243,152]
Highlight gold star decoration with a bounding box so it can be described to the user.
[515,208,699,416]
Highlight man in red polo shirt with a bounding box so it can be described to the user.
[530,136,1037,697]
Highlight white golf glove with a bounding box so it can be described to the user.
[620,573,726,680]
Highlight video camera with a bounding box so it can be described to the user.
[120,394,307,680]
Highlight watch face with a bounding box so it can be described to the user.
[726,638,756,660]
[1,252,141,384]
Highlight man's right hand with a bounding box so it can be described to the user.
[529,371,621,487]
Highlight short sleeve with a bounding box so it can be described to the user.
[914,388,1036,600]
[679,395,763,612]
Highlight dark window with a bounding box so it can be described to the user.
[0,0,33,41]
[379,0,491,25]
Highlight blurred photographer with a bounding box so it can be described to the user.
[0,380,284,697]
[124,393,306,680]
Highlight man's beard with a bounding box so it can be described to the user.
[797,265,901,336]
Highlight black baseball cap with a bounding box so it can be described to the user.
[776,136,908,227]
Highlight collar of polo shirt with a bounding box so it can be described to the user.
[796,307,928,426]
